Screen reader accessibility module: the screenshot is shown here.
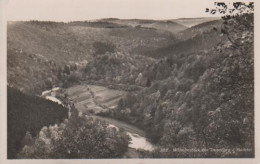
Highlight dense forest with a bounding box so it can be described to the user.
[84,51,154,88]
[7,47,84,94]
[7,19,177,94]
[7,87,68,158]
[17,105,130,158]
[8,87,130,159]
[100,13,254,157]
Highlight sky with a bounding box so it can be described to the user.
[6,0,239,22]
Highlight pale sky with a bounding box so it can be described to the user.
[6,0,237,22]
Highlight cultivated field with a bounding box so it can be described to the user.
[66,84,126,114]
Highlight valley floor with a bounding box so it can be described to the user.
[43,84,155,157]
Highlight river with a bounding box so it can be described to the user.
[41,87,62,104]
[92,115,154,151]
[42,87,155,152]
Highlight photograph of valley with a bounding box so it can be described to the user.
[5,0,254,160]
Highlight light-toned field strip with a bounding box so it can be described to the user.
[66,84,126,114]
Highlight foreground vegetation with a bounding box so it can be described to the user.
[18,105,130,158]
[7,87,68,158]
[8,87,130,158]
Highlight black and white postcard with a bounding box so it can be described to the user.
[0,0,259,163]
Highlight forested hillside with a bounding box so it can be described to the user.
[143,20,224,58]
[84,52,154,88]
[7,47,84,94]
[8,20,176,64]
[8,21,92,64]
[7,18,220,95]
[177,20,223,40]
[7,87,68,158]
[7,20,176,94]
[104,13,254,157]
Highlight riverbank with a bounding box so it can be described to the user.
[91,115,154,151]
[42,85,156,156]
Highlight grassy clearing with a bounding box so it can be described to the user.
[66,84,126,114]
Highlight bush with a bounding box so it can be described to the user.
[18,114,130,158]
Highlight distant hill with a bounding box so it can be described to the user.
[172,17,220,27]
[102,19,187,34]
[140,21,187,34]
[177,19,223,40]
[69,21,128,28]
[143,20,224,58]
[8,20,176,63]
